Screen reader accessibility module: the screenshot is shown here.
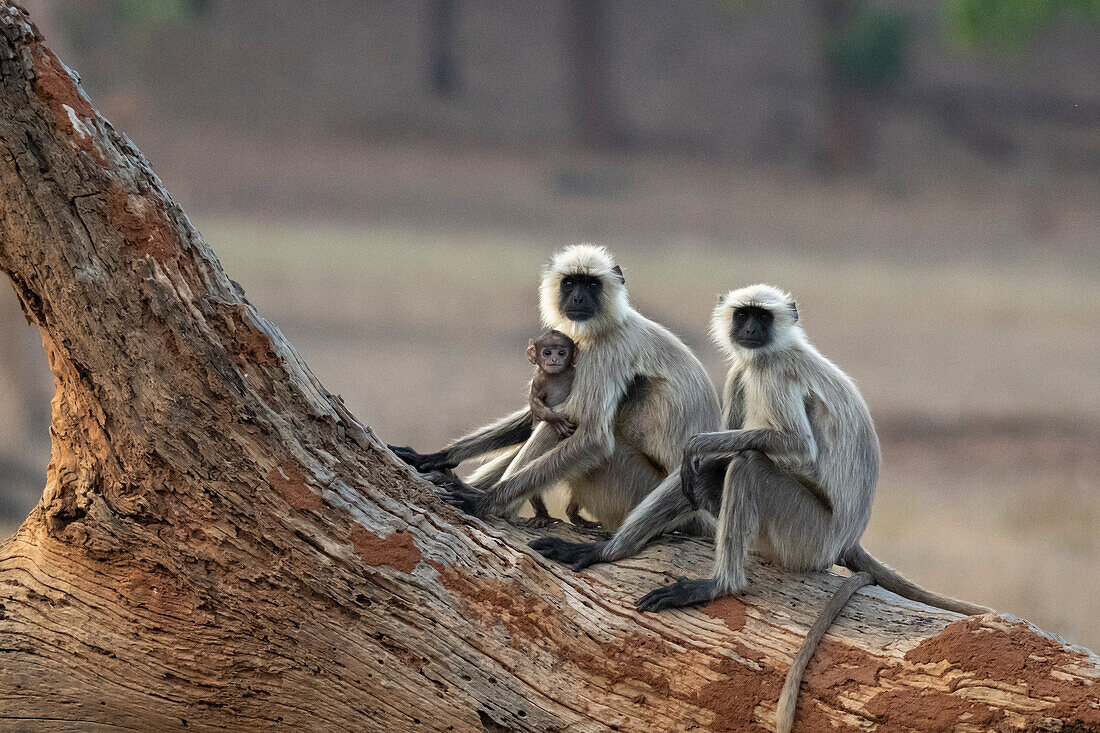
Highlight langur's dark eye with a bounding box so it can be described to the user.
[543,349,552,357]
[734,311,748,322]
[558,349,567,357]
[562,278,573,288]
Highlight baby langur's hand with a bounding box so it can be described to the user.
[544,410,577,438]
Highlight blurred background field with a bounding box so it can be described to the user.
[1,1,1098,648]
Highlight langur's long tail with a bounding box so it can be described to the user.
[841,544,992,616]
[775,546,991,732]
[775,571,873,733]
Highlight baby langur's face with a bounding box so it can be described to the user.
[538,343,573,374]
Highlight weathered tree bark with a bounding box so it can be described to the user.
[0,5,1097,732]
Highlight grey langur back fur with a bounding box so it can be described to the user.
[533,283,990,733]
[391,244,721,530]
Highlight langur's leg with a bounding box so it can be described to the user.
[565,500,600,530]
[637,450,835,612]
[531,462,696,572]
[570,443,664,530]
[466,447,520,491]
[520,492,561,528]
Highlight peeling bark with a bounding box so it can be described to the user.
[0,5,1097,732]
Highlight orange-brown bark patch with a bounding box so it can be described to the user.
[106,186,178,263]
[352,527,420,574]
[864,685,1003,732]
[693,656,782,732]
[902,616,1099,728]
[266,462,321,512]
[703,596,746,632]
[31,45,103,161]
[804,638,886,700]
[31,46,94,118]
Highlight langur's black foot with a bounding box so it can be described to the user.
[636,578,720,612]
[528,538,608,572]
[518,515,562,529]
[388,445,457,472]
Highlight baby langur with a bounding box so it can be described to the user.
[636,284,990,733]
[527,329,578,440]
[524,330,599,529]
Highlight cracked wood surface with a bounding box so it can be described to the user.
[0,4,1097,731]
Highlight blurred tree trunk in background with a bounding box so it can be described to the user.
[1,5,1098,731]
[815,0,865,174]
[427,0,459,96]
[569,0,620,151]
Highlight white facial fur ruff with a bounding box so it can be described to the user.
[711,283,805,360]
[539,244,630,344]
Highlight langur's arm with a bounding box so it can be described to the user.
[444,407,535,463]
[530,394,575,437]
[720,368,746,430]
[528,394,555,424]
[680,368,748,508]
[391,407,533,471]
[480,423,614,513]
[685,428,816,464]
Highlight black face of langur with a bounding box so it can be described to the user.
[558,274,604,322]
[528,333,576,375]
[730,305,776,349]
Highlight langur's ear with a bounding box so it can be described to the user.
[789,302,798,322]
[611,265,625,284]
[526,341,538,365]
[716,293,726,305]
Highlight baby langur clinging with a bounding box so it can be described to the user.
[643,284,990,733]
[527,329,578,440]
[524,330,600,529]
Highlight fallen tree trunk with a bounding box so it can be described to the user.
[0,5,1097,731]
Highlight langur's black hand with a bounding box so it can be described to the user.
[430,473,492,518]
[388,445,457,472]
[528,538,608,572]
[636,577,719,612]
[680,453,702,511]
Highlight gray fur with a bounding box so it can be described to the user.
[428,244,721,528]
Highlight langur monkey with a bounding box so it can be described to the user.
[390,244,721,530]
[524,330,601,529]
[533,284,989,733]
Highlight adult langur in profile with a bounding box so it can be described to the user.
[389,244,721,530]
[532,284,990,733]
